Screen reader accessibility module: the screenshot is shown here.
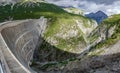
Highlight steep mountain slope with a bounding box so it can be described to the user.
[0,1,98,72]
[87,14,120,59]
[89,14,120,47]
[0,1,97,52]
[85,11,108,24]
[61,14,120,73]
[1,1,119,73]
[0,2,65,21]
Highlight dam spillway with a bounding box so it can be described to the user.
[0,18,47,73]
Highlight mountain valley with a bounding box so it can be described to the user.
[0,1,120,73]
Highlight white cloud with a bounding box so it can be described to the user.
[47,0,120,16]
[105,1,120,15]
[47,0,79,7]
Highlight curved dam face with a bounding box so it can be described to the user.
[0,18,47,73]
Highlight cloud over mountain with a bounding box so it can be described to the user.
[47,0,120,15]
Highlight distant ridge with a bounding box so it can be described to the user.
[60,6,74,8]
[85,11,108,24]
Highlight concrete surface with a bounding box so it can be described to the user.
[0,17,47,73]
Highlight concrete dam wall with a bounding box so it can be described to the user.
[0,17,47,73]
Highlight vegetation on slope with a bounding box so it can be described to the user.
[95,14,120,49]
[0,2,67,21]
[0,1,96,53]
[89,14,120,56]
[104,14,120,23]
[0,1,97,70]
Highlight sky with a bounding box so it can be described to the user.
[46,0,120,16]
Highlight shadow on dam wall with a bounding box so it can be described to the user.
[0,19,79,73]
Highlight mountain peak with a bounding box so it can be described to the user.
[96,10,104,13]
[85,11,108,24]
[95,11,107,15]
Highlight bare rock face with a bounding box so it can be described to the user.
[0,1,119,72]
[89,60,105,69]
[62,40,120,73]
[59,13,120,73]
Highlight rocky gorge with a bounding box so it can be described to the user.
[0,0,120,73]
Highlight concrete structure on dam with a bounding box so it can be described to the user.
[0,17,47,73]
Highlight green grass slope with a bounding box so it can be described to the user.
[0,2,66,21]
[0,2,97,54]
[0,2,99,71]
